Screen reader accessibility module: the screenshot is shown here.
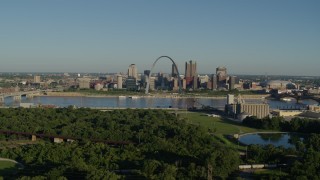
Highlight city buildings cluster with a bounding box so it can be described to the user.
[100,60,242,92]
[0,63,320,120]
[0,60,319,95]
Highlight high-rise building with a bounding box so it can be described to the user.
[149,77,156,90]
[182,79,187,90]
[229,76,236,90]
[212,74,217,90]
[216,67,227,87]
[34,75,41,83]
[193,74,198,90]
[117,75,123,89]
[173,77,179,91]
[185,60,197,88]
[128,64,138,79]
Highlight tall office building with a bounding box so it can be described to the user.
[117,75,123,89]
[34,75,41,83]
[149,77,156,90]
[173,77,179,91]
[193,73,198,90]
[216,67,227,82]
[182,79,187,90]
[128,64,138,79]
[185,60,197,88]
[212,74,217,90]
[229,76,236,90]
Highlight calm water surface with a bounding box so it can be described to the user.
[2,96,318,109]
[239,133,305,148]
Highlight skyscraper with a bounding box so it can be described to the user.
[212,74,217,90]
[216,67,229,89]
[185,60,197,88]
[172,77,179,91]
[149,77,156,90]
[229,76,236,90]
[182,79,187,90]
[117,75,123,89]
[128,64,138,79]
[193,73,198,90]
[216,67,227,82]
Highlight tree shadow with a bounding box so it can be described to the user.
[0,163,20,178]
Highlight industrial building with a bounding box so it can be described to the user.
[225,95,270,120]
[235,103,270,119]
[271,109,303,117]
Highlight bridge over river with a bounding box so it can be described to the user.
[0,91,42,103]
[274,92,320,104]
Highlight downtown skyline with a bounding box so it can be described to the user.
[0,0,319,76]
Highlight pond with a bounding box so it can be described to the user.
[238,133,305,148]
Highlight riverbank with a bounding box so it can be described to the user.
[39,92,269,99]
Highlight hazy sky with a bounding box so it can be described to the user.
[0,0,319,76]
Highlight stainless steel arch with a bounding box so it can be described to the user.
[145,56,182,94]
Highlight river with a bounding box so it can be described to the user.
[2,95,318,109]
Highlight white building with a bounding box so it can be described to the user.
[128,64,138,79]
[117,75,123,89]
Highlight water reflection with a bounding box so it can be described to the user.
[259,133,283,142]
[2,96,318,109]
[239,133,305,148]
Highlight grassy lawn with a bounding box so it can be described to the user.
[180,112,261,135]
[0,161,19,176]
[179,111,273,151]
[254,169,288,177]
[0,161,16,169]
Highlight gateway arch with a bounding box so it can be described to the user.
[145,56,182,94]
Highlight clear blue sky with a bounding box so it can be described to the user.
[0,0,319,76]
